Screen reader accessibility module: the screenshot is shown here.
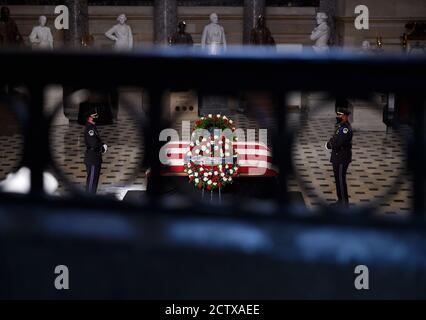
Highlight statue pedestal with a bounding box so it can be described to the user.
[44,85,69,126]
[166,90,199,122]
[118,87,146,120]
[349,99,387,132]
[200,95,228,116]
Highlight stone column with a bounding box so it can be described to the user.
[62,1,89,121]
[243,0,265,44]
[319,0,336,46]
[154,0,177,45]
[63,0,89,48]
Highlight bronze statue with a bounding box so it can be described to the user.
[170,21,193,46]
[0,7,23,47]
[81,33,95,48]
[249,15,275,46]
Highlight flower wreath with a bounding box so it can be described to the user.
[183,114,240,190]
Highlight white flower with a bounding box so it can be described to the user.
[229,120,233,124]
[218,165,222,169]
[229,169,233,174]
[208,172,212,176]
[229,177,233,181]
[195,149,200,154]
[223,177,228,182]
[199,167,204,171]
[213,182,217,186]
[200,117,205,120]
[207,180,212,185]
[204,172,209,177]
[208,114,212,118]
[225,165,229,169]
[195,178,199,183]
[235,137,238,141]
[234,167,238,171]
[190,142,195,147]
[223,116,227,120]
[194,172,199,177]
[216,114,221,118]
[201,146,206,151]
[203,177,208,181]
[188,170,192,174]
[214,171,218,175]
[221,173,225,177]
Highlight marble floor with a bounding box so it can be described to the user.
[0,97,414,215]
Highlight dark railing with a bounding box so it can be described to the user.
[0,48,425,299]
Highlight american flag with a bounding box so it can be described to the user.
[160,141,278,176]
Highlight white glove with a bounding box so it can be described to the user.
[102,144,108,153]
[324,142,331,151]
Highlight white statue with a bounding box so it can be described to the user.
[105,14,133,50]
[310,12,330,53]
[201,13,227,55]
[359,40,371,54]
[29,16,53,49]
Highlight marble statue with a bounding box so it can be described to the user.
[310,12,330,53]
[250,15,275,47]
[0,6,23,47]
[29,16,53,49]
[359,40,371,54]
[105,14,133,50]
[170,21,193,46]
[201,13,227,55]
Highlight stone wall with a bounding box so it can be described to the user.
[335,0,426,51]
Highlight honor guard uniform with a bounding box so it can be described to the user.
[84,110,107,194]
[325,108,353,206]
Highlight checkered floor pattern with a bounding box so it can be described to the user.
[0,98,413,214]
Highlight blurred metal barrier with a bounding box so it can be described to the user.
[0,49,425,299]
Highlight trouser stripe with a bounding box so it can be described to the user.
[339,163,345,201]
[89,165,95,192]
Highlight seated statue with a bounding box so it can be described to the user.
[250,15,275,47]
[0,6,23,47]
[105,14,133,50]
[310,12,330,53]
[201,13,227,55]
[29,16,53,49]
[170,21,193,46]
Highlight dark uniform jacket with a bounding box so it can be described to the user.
[84,123,103,165]
[327,121,353,164]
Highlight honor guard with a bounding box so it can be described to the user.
[84,109,107,194]
[325,108,353,206]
